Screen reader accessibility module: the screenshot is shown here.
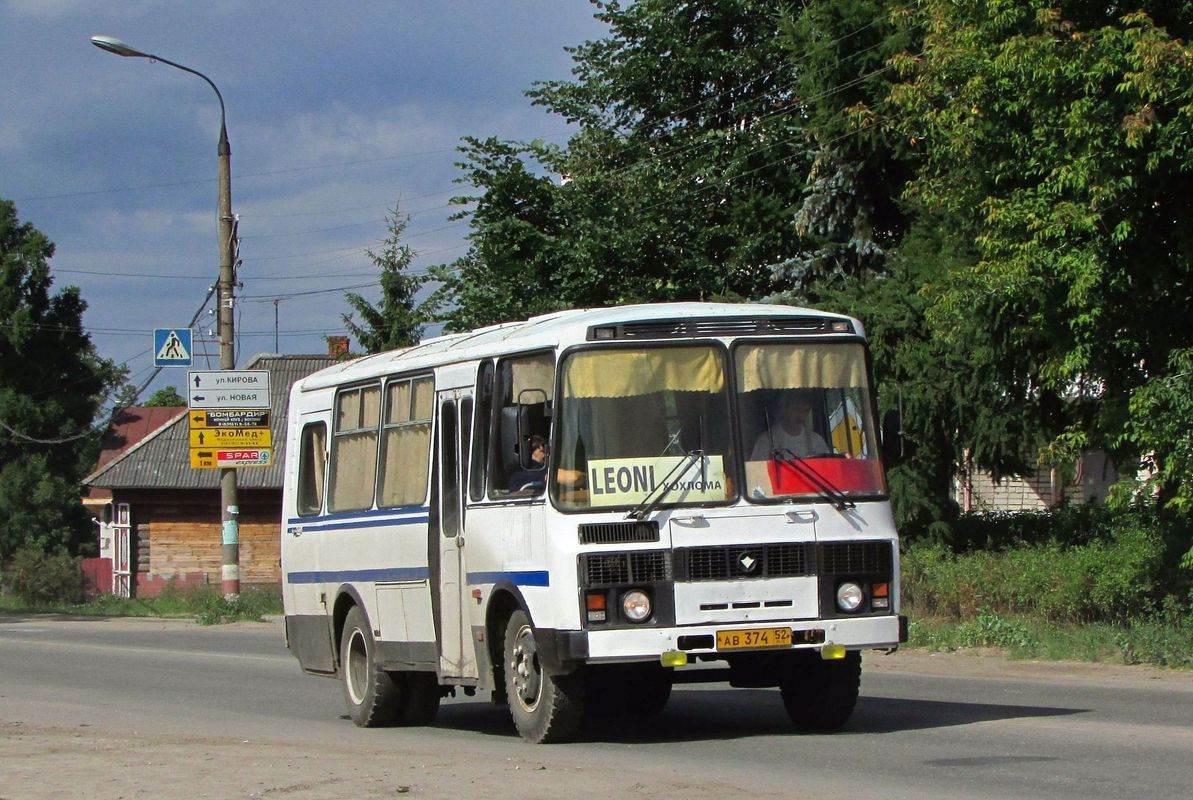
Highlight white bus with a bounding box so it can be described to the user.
[281,302,906,742]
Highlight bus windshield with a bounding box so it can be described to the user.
[552,345,736,511]
[735,342,886,502]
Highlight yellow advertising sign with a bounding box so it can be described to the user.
[189,427,272,448]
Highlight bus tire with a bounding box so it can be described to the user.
[503,609,584,743]
[340,605,401,727]
[779,650,861,732]
[397,671,441,726]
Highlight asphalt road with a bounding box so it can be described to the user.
[1,613,1190,799]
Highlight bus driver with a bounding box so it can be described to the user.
[750,389,829,460]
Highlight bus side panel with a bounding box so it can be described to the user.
[281,398,336,674]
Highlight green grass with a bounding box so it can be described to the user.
[0,584,283,625]
[906,604,1193,669]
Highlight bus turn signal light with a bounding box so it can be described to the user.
[586,591,607,623]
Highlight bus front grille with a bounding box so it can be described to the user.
[675,541,891,582]
[578,520,660,545]
[679,543,815,581]
[581,550,672,587]
[818,541,892,575]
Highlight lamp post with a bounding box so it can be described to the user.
[92,35,241,599]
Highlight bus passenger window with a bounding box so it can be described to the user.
[329,384,381,512]
[296,422,327,517]
[378,376,433,508]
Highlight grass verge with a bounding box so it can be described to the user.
[906,604,1193,669]
[0,584,283,625]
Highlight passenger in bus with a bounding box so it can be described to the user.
[750,389,830,460]
[509,435,548,492]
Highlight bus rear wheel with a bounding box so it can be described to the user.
[503,609,584,743]
[340,605,401,727]
[779,650,861,732]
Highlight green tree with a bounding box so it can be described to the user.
[880,2,1193,502]
[344,203,428,353]
[768,0,1058,533]
[0,200,124,559]
[143,386,185,407]
[433,0,813,330]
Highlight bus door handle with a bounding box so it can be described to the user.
[288,526,303,537]
[455,536,465,548]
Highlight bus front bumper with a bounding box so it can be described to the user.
[580,614,906,663]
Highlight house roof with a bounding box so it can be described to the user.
[83,354,338,491]
[96,405,187,470]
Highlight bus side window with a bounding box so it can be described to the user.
[469,361,494,502]
[328,384,381,512]
[440,400,460,537]
[459,397,473,516]
[488,353,554,497]
[378,376,434,508]
[296,422,327,517]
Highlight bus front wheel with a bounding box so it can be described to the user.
[503,609,584,743]
[779,650,861,732]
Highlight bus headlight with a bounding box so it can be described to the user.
[836,581,865,613]
[621,589,652,622]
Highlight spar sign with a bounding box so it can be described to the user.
[189,448,272,470]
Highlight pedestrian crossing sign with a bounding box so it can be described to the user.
[154,328,193,367]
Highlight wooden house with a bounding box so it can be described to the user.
[83,354,338,596]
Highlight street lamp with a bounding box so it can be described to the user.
[91,35,241,599]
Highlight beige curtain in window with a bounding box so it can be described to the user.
[379,424,431,506]
[298,425,326,514]
[511,354,555,399]
[563,347,724,399]
[329,432,378,511]
[735,343,867,392]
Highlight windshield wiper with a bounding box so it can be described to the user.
[625,449,705,521]
[771,448,855,511]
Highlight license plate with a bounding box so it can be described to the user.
[715,627,793,650]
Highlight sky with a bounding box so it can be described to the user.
[1,1,606,401]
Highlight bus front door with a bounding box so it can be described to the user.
[435,393,477,680]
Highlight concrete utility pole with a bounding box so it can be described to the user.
[91,35,241,598]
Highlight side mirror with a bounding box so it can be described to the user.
[101,503,114,526]
[881,409,903,464]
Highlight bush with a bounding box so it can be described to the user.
[2,545,87,605]
[901,522,1165,622]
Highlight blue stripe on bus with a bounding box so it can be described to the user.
[287,566,430,584]
[466,570,550,587]
[286,508,429,532]
[286,506,430,526]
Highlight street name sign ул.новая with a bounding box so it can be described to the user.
[187,371,272,469]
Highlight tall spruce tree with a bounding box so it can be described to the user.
[344,204,427,353]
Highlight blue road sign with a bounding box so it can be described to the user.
[154,328,193,367]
